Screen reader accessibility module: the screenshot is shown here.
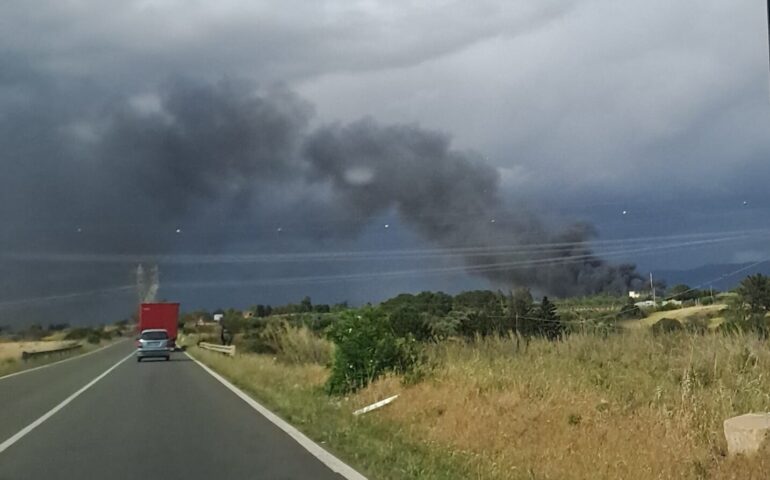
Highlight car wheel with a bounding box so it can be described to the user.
[166,356,170,361]
[136,357,141,362]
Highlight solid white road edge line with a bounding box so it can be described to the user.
[0,351,134,455]
[185,352,368,480]
[0,339,129,382]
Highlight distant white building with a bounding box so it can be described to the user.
[634,300,656,308]
[662,299,682,307]
[628,291,642,299]
[633,299,682,309]
[213,313,224,323]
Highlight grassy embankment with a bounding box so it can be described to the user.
[191,326,770,480]
[0,336,120,378]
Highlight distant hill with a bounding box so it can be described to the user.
[655,262,770,291]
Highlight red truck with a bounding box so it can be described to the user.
[138,303,180,349]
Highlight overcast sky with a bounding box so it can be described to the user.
[1,0,769,325]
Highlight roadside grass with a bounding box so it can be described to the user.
[190,346,486,480]
[249,322,334,365]
[193,329,770,479]
[0,339,118,378]
[0,340,74,361]
[365,331,770,479]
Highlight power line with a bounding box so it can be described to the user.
[2,229,765,265]
[0,286,135,310]
[2,231,769,309]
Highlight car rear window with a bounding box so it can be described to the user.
[141,331,168,340]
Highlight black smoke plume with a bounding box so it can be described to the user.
[0,76,641,325]
[304,119,642,296]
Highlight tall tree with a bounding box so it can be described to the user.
[538,296,563,341]
[300,296,313,313]
[737,274,770,315]
[507,288,534,350]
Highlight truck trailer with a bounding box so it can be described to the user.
[138,302,180,349]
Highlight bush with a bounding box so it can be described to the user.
[716,320,741,335]
[651,318,683,335]
[456,311,494,338]
[242,334,278,355]
[388,306,432,341]
[426,314,461,340]
[616,301,643,320]
[242,322,333,365]
[685,317,710,335]
[656,303,681,312]
[65,327,94,340]
[65,326,109,344]
[325,308,419,395]
[300,314,333,334]
[740,314,769,338]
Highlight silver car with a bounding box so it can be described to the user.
[136,329,172,362]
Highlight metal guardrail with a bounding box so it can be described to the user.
[198,342,236,356]
[21,343,82,361]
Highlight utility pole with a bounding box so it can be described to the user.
[650,272,656,305]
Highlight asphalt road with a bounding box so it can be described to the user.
[0,341,356,479]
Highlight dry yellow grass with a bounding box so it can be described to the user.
[349,331,770,479]
[41,331,69,342]
[258,323,334,365]
[643,304,727,325]
[195,329,770,479]
[0,340,73,361]
[618,304,727,330]
[192,346,482,479]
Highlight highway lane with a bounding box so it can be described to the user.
[0,350,357,479]
[0,340,133,444]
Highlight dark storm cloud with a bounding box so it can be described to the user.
[0,1,575,85]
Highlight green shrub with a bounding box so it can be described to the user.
[86,332,102,344]
[426,314,461,340]
[325,308,419,395]
[730,314,770,338]
[616,300,643,320]
[656,302,681,312]
[389,306,432,341]
[716,320,741,335]
[651,318,683,335]
[300,314,333,334]
[685,317,709,335]
[65,326,109,344]
[457,311,494,338]
[65,327,94,340]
